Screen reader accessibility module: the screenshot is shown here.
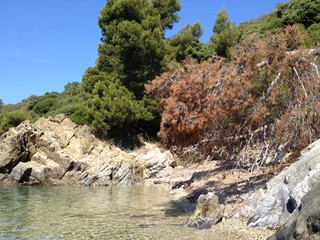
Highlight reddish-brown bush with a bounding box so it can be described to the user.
[146,27,320,168]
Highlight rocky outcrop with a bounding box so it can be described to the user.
[0,114,175,186]
[241,139,320,229]
[185,192,225,229]
[267,181,320,240]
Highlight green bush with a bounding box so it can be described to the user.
[0,110,29,135]
[276,0,320,28]
[305,23,320,48]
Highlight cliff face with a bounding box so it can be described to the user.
[0,114,174,186]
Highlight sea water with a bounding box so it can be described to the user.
[0,184,213,240]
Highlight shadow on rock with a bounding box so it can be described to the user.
[164,196,196,217]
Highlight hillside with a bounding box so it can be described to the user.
[0,0,319,167]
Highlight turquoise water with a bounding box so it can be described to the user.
[0,184,213,240]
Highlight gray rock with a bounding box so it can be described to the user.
[185,192,225,229]
[8,162,32,183]
[235,188,265,218]
[135,144,176,179]
[0,124,34,174]
[0,114,175,186]
[82,175,98,186]
[246,139,320,229]
[267,181,320,240]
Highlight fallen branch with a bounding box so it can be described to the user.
[266,73,281,96]
[256,60,268,68]
[310,62,319,78]
[293,67,308,99]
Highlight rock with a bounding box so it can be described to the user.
[144,150,174,178]
[0,115,175,186]
[245,139,320,229]
[8,162,32,183]
[0,122,37,174]
[235,188,265,218]
[53,118,76,147]
[185,192,225,229]
[267,181,320,240]
[130,142,176,179]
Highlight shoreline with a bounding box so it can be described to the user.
[146,161,276,239]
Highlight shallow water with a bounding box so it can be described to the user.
[0,184,216,240]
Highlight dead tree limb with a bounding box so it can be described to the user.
[267,73,281,96]
[293,67,308,99]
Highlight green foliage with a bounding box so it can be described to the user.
[0,110,29,135]
[26,95,40,111]
[81,0,181,145]
[239,0,320,41]
[23,82,87,125]
[238,14,282,39]
[210,9,239,59]
[46,82,87,124]
[210,25,239,59]
[170,22,211,62]
[29,92,59,115]
[63,82,81,96]
[83,69,156,140]
[305,23,320,48]
[213,8,232,34]
[275,0,320,28]
[68,107,88,125]
[96,0,177,98]
[151,0,181,30]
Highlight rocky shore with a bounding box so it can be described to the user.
[154,140,320,239]
[0,114,174,186]
[1,115,320,239]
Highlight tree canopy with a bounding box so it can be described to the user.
[81,0,181,142]
[276,0,320,28]
[169,22,211,62]
[213,8,232,34]
[151,0,181,30]
[95,0,181,98]
[210,8,239,59]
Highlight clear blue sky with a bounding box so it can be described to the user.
[0,0,289,104]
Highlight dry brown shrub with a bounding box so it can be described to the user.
[146,27,320,168]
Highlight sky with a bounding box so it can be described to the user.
[0,0,289,105]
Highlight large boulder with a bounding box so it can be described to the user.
[185,192,225,229]
[244,139,320,229]
[0,114,174,186]
[267,181,320,240]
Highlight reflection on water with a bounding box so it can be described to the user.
[0,184,213,240]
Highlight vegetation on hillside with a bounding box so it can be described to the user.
[146,26,320,167]
[1,0,319,163]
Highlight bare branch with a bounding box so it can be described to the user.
[267,73,281,96]
[293,67,308,99]
[310,62,319,78]
[256,60,268,68]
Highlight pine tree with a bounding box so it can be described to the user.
[212,8,231,34]
[170,22,211,62]
[210,8,239,59]
[81,0,181,141]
